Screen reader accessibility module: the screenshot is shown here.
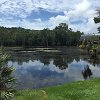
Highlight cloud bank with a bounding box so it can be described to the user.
[0,0,100,33]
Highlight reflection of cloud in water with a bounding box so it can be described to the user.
[69,59,88,70]
[69,59,100,77]
[8,60,44,70]
[7,59,100,89]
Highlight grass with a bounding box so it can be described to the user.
[15,78,100,100]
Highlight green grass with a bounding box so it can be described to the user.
[15,78,100,100]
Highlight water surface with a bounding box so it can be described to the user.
[7,47,100,89]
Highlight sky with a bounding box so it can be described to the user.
[0,0,100,33]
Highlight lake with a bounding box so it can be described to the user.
[7,47,100,89]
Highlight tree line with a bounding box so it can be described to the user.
[0,23,83,47]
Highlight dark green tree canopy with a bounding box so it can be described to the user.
[94,17,100,23]
[94,7,100,33]
[0,23,83,47]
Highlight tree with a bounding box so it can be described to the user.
[94,7,100,33]
[41,28,50,47]
[54,23,69,46]
[0,49,15,100]
[0,24,83,47]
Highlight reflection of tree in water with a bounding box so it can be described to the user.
[53,55,68,69]
[53,55,80,70]
[8,51,81,69]
[89,59,100,66]
[82,53,100,66]
[82,65,92,79]
[37,54,81,70]
[88,46,100,66]
[10,54,36,65]
[37,55,50,65]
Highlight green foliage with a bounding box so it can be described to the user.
[94,17,100,23]
[97,27,100,33]
[15,78,100,100]
[94,7,100,33]
[0,23,83,47]
[0,49,15,100]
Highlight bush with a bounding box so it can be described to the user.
[0,49,16,100]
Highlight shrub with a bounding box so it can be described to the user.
[0,49,16,100]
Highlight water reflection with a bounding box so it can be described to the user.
[82,65,92,79]
[7,59,100,89]
[7,48,100,89]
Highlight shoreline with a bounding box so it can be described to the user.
[15,78,100,100]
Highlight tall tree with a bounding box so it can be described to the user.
[41,28,50,47]
[94,7,100,33]
[54,23,69,46]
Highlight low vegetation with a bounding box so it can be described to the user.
[0,49,15,100]
[15,78,100,100]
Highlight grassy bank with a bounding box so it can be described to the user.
[15,78,100,100]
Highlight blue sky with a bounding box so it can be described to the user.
[0,0,100,33]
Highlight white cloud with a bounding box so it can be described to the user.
[76,0,90,11]
[0,0,34,18]
[47,0,100,33]
[34,18,42,22]
[0,0,100,33]
[48,15,69,29]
